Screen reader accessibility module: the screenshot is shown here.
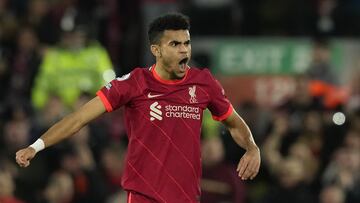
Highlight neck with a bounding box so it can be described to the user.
[154,62,171,80]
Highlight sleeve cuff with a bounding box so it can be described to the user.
[212,104,233,121]
[96,90,113,112]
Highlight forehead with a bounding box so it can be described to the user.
[160,30,190,44]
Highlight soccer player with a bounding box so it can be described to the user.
[16,13,261,202]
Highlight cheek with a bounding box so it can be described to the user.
[161,50,177,62]
[161,48,172,57]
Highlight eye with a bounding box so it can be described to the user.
[170,41,180,47]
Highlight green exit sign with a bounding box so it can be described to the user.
[212,39,342,75]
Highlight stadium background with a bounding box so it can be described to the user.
[0,0,359,202]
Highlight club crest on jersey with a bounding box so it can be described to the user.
[189,85,198,103]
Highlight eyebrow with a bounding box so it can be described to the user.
[169,40,191,45]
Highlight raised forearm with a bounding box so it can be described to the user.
[222,110,261,180]
[227,115,258,151]
[16,96,106,168]
[39,96,106,149]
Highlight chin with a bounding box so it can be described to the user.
[175,72,186,79]
[170,74,184,80]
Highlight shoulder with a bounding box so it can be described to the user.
[191,68,221,87]
[133,67,151,73]
[129,67,152,78]
[115,67,150,81]
[189,67,225,92]
[188,67,214,80]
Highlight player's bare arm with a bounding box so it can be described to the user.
[15,96,106,168]
[222,109,261,180]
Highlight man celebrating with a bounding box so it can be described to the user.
[16,13,260,202]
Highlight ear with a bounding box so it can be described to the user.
[150,44,161,57]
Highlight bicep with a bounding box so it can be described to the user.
[221,109,240,129]
[76,96,107,125]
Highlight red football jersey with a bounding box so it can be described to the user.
[97,64,233,202]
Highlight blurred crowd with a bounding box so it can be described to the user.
[0,0,360,203]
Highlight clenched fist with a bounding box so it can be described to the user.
[15,147,36,167]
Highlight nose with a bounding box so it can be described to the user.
[179,44,189,53]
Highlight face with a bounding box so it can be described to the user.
[152,29,191,79]
[313,45,330,63]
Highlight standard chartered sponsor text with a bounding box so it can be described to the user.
[165,104,201,120]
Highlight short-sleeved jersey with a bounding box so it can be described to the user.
[97,64,233,202]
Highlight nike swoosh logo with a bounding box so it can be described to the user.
[147,93,163,98]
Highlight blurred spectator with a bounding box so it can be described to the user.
[322,147,360,203]
[100,142,127,199]
[263,112,319,183]
[201,137,246,203]
[0,168,25,203]
[1,104,50,203]
[343,128,360,151]
[31,24,115,109]
[278,75,324,134]
[35,96,68,131]
[297,110,324,159]
[41,171,74,203]
[263,113,292,170]
[22,0,58,45]
[349,109,360,132]
[306,39,337,84]
[261,157,315,203]
[305,41,349,109]
[346,67,360,112]
[317,0,336,35]
[289,141,320,183]
[0,0,19,47]
[7,27,41,104]
[2,104,32,156]
[57,126,108,203]
[319,184,345,203]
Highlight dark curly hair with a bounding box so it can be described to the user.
[148,13,190,45]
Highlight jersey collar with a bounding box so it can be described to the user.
[150,64,189,85]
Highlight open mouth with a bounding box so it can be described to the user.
[179,57,189,65]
